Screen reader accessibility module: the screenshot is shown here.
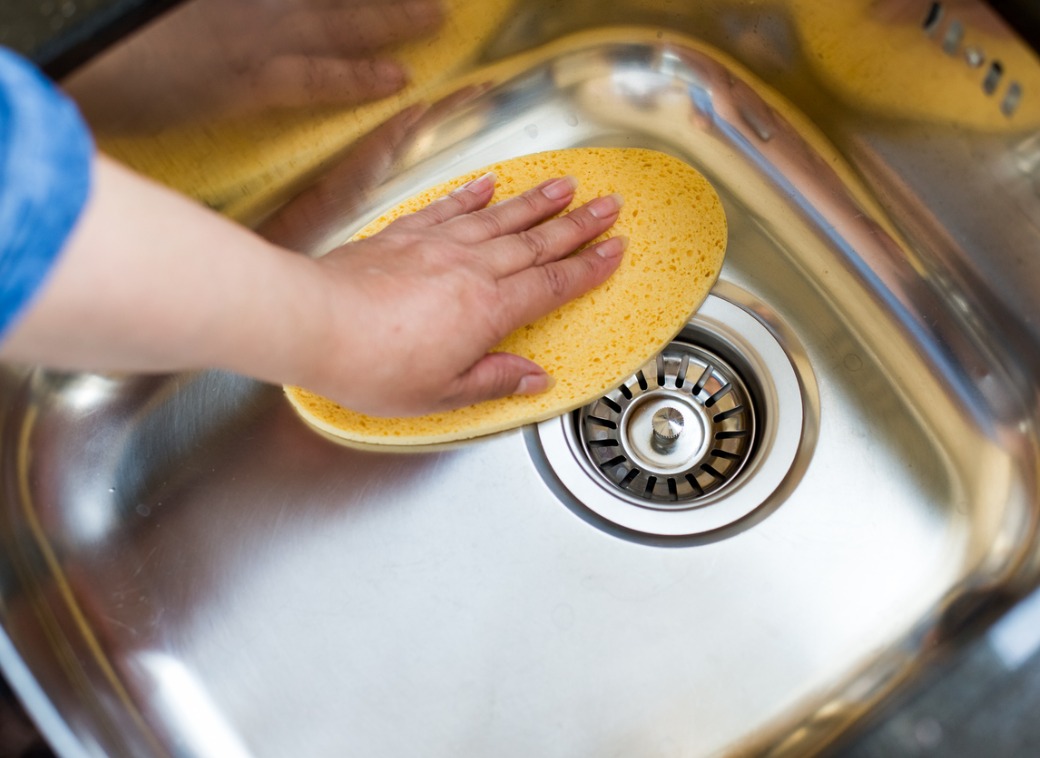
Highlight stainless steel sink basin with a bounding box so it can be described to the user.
[3,1,1040,755]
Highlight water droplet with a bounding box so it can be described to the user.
[136,503,151,517]
[843,353,863,372]
[564,112,579,127]
[524,123,539,138]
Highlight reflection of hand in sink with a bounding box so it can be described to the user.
[64,0,446,133]
[259,83,493,252]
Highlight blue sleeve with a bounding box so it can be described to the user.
[0,47,93,338]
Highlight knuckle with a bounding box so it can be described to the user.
[484,283,518,337]
[518,189,543,215]
[417,195,461,226]
[434,194,463,219]
[476,209,505,239]
[435,381,469,412]
[480,289,511,335]
[540,263,571,299]
[565,210,592,235]
[517,229,549,261]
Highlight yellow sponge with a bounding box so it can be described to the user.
[285,147,726,445]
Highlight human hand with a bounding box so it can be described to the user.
[66,0,445,132]
[291,173,626,417]
[0,155,621,420]
[260,82,492,251]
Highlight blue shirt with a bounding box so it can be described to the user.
[0,48,93,338]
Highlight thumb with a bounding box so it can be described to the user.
[448,353,554,409]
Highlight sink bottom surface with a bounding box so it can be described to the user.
[1,29,1037,758]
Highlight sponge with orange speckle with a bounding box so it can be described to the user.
[285,147,727,445]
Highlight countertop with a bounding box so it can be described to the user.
[844,587,1040,756]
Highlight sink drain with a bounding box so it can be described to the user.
[578,342,756,505]
[533,290,811,537]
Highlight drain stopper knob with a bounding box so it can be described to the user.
[651,407,684,452]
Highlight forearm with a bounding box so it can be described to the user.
[0,40,623,419]
[1,149,623,418]
[0,154,323,386]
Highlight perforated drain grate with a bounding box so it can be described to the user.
[579,343,755,506]
[532,290,813,538]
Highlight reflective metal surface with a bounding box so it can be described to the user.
[3,0,1040,756]
[539,289,808,536]
[571,307,762,505]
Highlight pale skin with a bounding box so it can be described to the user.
[65,0,448,131]
[0,154,624,417]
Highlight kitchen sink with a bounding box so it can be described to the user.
[2,1,1040,755]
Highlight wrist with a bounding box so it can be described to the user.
[217,246,336,392]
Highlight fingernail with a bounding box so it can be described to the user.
[541,176,577,200]
[455,172,495,195]
[588,193,623,218]
[515,373,555,395]
[595,235,628,258]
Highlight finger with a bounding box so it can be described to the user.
[280,2,444,56]
[485,193,623,276]
[388,172,496,231]
[496,236,627,331]
[444,353,554,409]
[419,82,495,126]
[258,105,428,250]
[316,103,428,193]
[442,176,578,244]
[252,56,408,109]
